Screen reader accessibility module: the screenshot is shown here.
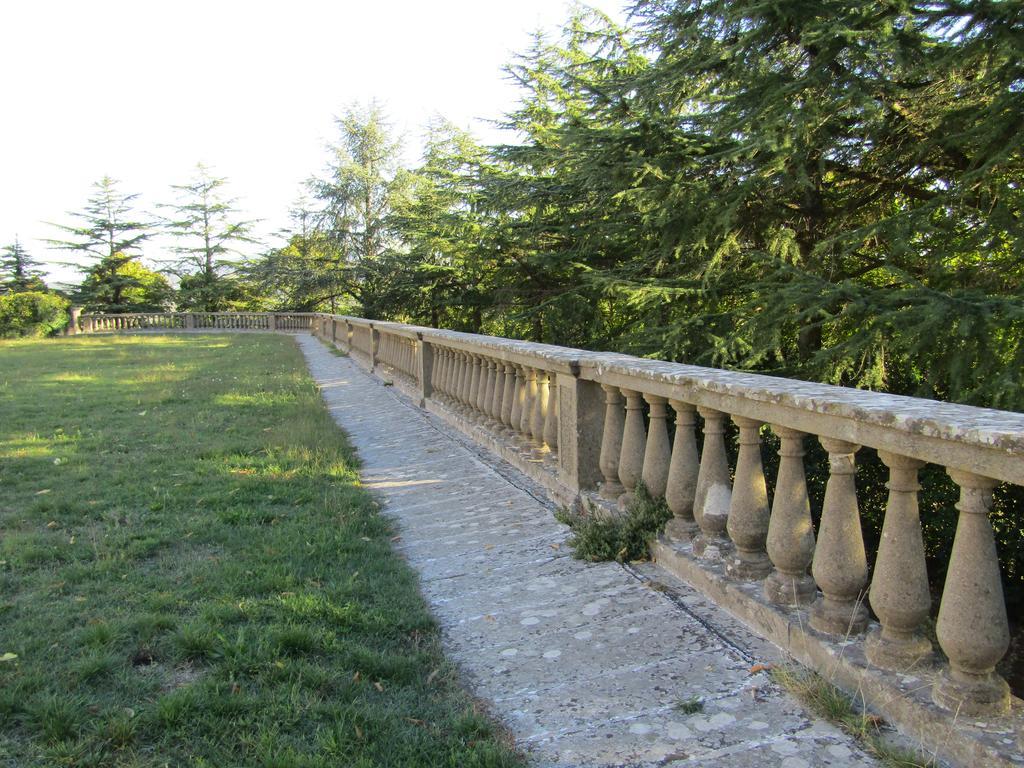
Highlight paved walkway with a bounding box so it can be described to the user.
[298,336,880,767]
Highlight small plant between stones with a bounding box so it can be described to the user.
[554,483,672,562]
[674,697,704,715]
[771,666,936,767]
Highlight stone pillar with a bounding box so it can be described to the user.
[530,370,547,447]
[417,336,433,407]
[725,416,771,580]
[491,362,506,423]
[598,385,625,500]
[522,368,539,439]
[764,426,816,606]
[469,356,484,417]
[510,366,525,434]
[483,360,497,420]
[68,306,81,335]
[664,400,699,540]
[810,438,868,637]
[616,388,647,507]
[866,452,931,670]
[933,470,1010,716]
[640,394,670,498]
[692,407,732,558]
[500,364,516,432]
[370,326,381,372]
[556,374,604,493]
[543,379,558,453]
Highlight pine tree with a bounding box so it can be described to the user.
[47,176,155,312]
[0,238,46,293]
[161,164,259,311]
[307,102,411,318]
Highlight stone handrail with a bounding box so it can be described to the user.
[313,312,1023,767]
[71,311,317,333]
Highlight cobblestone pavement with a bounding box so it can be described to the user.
[298,336,881,767]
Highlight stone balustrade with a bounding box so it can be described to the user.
[315,313,1023,768]
[72,309,1023,765]
[73,311,316,333]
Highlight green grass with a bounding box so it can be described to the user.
[770,666,934,767]
[0,334,523,768]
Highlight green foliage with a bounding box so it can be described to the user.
[1,239,47,294]
[161,164,259,312]
[0,334,523,767]
[76,258,173,313]
[0,291,69,337]
[555,483,672,562]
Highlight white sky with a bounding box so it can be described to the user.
[0,0,629,287]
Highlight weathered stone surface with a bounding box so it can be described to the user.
[298,336,882,767]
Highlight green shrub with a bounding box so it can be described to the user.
[0,291,69,338]
[555,483,672,562]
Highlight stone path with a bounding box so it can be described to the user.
[298,336,880,767]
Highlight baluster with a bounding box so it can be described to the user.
[810,439,868,637]
[598,385,625,500]
[458,353,473,411]
[764,426,816,606]
[529,370,547,449]
[866,452,931,671]
[449,352,461,404]
[641,394,670,498]
[510,366,525,437]
[616,389,646,506]
[500,363,516,433]
[491,361,506,425]
[476,357,491,417]
[664,401,699,540]
[543,376,558,453]
[521,368,538,439]
[467,355,482,417]
[483,359,497,421]
[692,407,732,558]
[725,417,771,580]
[932,470,1010,715]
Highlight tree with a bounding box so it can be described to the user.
[161,164,259,311]
[76,259,173,312]
[47,176,154,312]
[308,102,411,318]
[392,118,494,329]
[0,238,47,293]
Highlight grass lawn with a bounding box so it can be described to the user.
[0,334,523,768]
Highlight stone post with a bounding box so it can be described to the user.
[530,371,547,448]
[725,416,772,580]
[522,368,538,438]
[664,401,699,540]
[641,394,671,498]
[543,380,559,452]
[866,452,931,671]
[556,374,604,493]
[764,426,816,606]
[692,407,733,558]
[810,438,868,637]
[187,313,197,331]
[510,365,524,431]
[500,364,516,432]
[598,385,625,500]
[68,306,82,335]
[417,335,433,407]
[933,470,1010,716]
[468,356,483,417]
[616,388,647,507]
[369,326,380,372]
